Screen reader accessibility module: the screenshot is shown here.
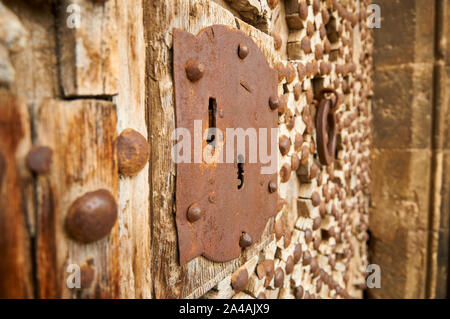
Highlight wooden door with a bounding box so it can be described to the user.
[0,0,374,299]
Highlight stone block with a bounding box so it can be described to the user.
[373,63,432,149]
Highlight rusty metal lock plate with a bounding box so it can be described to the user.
[173,25,278,265]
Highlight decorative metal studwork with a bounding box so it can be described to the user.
[173,25,278,265]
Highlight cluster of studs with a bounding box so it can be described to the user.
[205,0,373,299]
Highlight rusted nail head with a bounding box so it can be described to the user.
[273,34,282,50]
[26,146,53,174]
[293,244,302,264]
[311,191,321,207]
[280,163,292,183]
[185,59,204,81]
[310,258,319,273]
[283,230,292,248]
[269,96,279,110]
[305,229,313,243]
[275,219,284,240]
[279,135,291,156]
[274,267,285,288]
[291,154,300,171]
[239,232,253,248]
[313,216,321,230]
[303,250,312,265]
[187,203,203,222]
[264,260,275,277]
[117,129,150,176]
[80,260,95,288]
[268,181,277,193]
[231,268,249,292]
[285,256,294,274]
[65,189,118,243]
[256,263,266,279]
[238,44,249,59]
[295,285,304,299]
[299,1,308,20]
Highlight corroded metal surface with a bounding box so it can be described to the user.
[173,25,278,265]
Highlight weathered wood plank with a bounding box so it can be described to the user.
[0,89,34,298]
[34,99,119,298]
[113,0,152,299]
[57,0,118,97]
[145,0,280,298]
[0,2,28,86]
[5,0,59,101]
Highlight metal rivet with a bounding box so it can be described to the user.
[80,258,95,288]
[256,263,266,279]
[268,181,277,193]
[274,219,284,240]
[26,146,53,174]
[305,229,313,243]
[274,267,284,288]
[299,1,308,20]
[285,255,294,274]
[238,44,249,59]
[117,129,150,176]
[239,232,252,247]
[280,163,291,183]
[269,96,279,110]
[291,154,300,171]
[65,189,118,243]
[263,259,275,286]
[313,216,321,230]
[187,203,202,222]
[293,244,302,264]
[294,133,303,151]
[185,59,204,81]
[311,191,321,206]
[279,135,291,156]
[310,258,319,273]
[231,268,248,292]
[295,285,304,299]
[284,230,292,248]
[273,34,282,50]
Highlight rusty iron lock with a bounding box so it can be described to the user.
[315,89,338,166]
[173,25,278,265]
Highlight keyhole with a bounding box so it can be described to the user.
[237,154,244,189]
[206,98,217,146]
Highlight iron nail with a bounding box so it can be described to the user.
[26,146,53,174]
[238,44,249,59]
[187,203,203,222]
[185,59,204,81]
[239,232,253,247]
[268,181,277,193]
[269,96,279,110]
[65,189,118,243]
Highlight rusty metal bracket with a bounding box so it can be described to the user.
[315,89,338,166]
[173,25,278,265]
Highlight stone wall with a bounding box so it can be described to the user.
[371,0,449,299]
